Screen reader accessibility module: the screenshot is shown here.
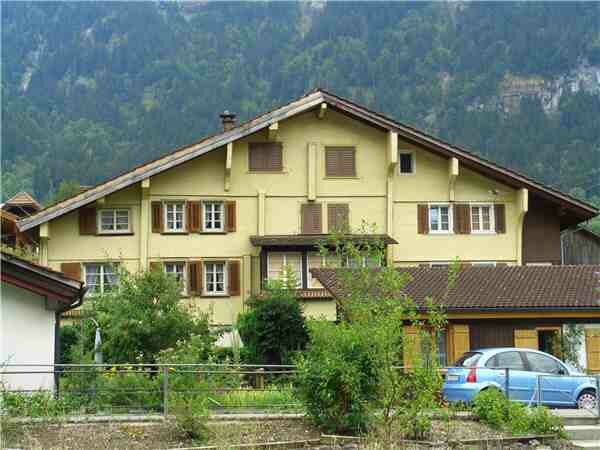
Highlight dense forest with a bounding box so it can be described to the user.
[2,2,599,226]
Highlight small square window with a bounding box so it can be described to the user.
[203,202,224,232]
[429,205,452,233]
[204,262,226,295]
[398,152,414,174]
[98,209,130,233]
[165,203,185,232]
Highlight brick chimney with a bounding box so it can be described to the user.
[220,110,236,132]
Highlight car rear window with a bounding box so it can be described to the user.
[453,352,482,367]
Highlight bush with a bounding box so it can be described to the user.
[0,390,76,417]
[472,388,564,436]
[171,394,210,443]
[238,279,308,365]
[79,267,212,364]
[59,324,79,364]
[295,320,379,434]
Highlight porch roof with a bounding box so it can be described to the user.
[311,265,600,312]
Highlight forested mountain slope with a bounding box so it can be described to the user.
[2,2,600,222]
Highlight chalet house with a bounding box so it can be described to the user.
[16,89,599,347]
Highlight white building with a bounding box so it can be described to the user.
[1,252,84,391]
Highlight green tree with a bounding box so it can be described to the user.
[78,266,211,364]
[237,276,308,365]
[296,229,448,441]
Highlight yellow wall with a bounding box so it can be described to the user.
[44,108,524,324]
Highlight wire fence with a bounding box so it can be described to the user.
[2,363,599,419]
[0,363,301,418]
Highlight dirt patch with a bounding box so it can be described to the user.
[1,419,570,449]
[1,419,320,449]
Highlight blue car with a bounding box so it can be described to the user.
[442,348,598,409]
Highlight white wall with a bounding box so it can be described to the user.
[1,283,56,391]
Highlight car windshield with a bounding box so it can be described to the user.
[453,352,482,367]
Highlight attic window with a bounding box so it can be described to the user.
[398,151,415,174]
[249,142,283,171]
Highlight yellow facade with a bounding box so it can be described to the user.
[44,109,525,325]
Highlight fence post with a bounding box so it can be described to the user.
[256,368,264,390]
[505,368,510,400]
[595,375,600,418]
[163,366,169,419]
[536,375,542,407]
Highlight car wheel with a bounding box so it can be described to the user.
[577,390,597,410]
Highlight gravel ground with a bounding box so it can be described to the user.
[0,419,571,449]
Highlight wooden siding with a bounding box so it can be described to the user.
[562,228,600,265]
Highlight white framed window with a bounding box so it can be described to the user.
[429,204,452,233]
[203,201,224,232]
[84,263,118,295]
[398,151,415,175]
[471,204,495,233]
[164,262,186,294]
[165,202,185,232]
[98,209,130,234]
[204,261,226,295]
[267,252,302,287]
[472,261,497,267]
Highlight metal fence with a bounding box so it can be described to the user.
[0,363,300,417]
[2,363,599,419]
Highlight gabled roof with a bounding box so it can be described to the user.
[5,192,41,210]
[311,265,600,312]
[18,89,598,231]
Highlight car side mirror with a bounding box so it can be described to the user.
[557,368,567,375]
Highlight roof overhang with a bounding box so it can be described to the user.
[1,252,85,311]
[18,89,598,232]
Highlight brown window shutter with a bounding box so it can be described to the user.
[79,207,97,235]
[495,204,506,234]
[249,143,283,171]
[301,203,322,234]
[328,204,349,232]
[225,201,237,232]
[326,147,356,177]
[151,202,163,233]
[325,147,356,177]
[228,260,241,296]
[149,261,162,272]
[188,261,203,295]
[187,201,201,233]
[417,204,429,234]
[454,204,471,234]
[61,262,81,281]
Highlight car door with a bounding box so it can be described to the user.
[485,351,532,402]
[523,351,574,406]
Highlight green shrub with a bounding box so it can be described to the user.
[472,388,564,436]
[171,394,210,443]
[295,320,378,434]
[59,324,80,364]
[95,368,161,413]
[238,278,308,365]
[1,390,76,417]
[79,267,213,364]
